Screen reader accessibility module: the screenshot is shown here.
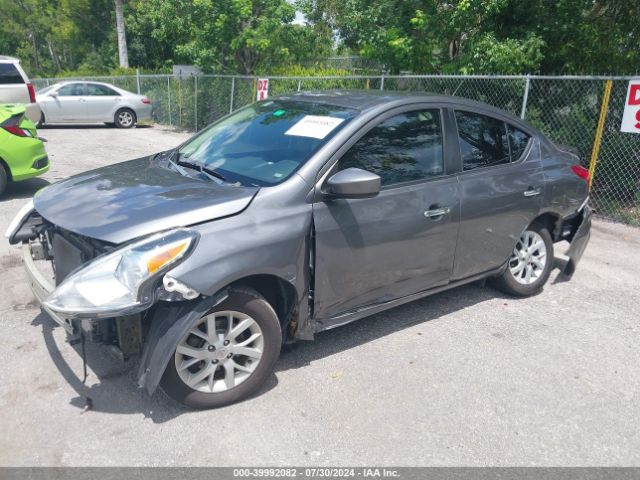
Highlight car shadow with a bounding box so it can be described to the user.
[29,281,513,421]
[31,310,278,422]
[276,282,508,373]
[1,177,50,200]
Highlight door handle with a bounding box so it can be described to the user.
[523,187,541,197]
[424,206,451,218]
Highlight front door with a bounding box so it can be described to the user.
[313,109,460,321]
[46,83,87,122]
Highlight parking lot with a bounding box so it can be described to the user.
[0,124,639,467]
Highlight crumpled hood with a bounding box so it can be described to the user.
[34,156,259,244]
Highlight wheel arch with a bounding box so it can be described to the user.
[114,106,136,123]
[229,274,299,342]
[531,211,563,241]
[0,156,13,181]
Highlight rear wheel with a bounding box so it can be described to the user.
[492,223,554,297]
[37,113,45,128]
[160,288,282,409]
[114,108,136,128]
[0,163,7,196]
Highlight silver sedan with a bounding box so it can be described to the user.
[36,81,152,128]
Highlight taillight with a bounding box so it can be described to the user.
[1,114,29,137]
[571,165,589,182]
[141,97,151,104]
[27,83,36,103]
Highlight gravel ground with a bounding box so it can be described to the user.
[0,125,639,467]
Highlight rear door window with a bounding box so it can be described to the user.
[0,63,25,84]
[87,84,119,96]
[57,84,85,96]
[455,111,510,171]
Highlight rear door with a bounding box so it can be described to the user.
[85,83,120,121]
[46,83,88,122]
[313,107,460,321]
[451,109,544,280]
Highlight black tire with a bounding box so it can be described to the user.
[160,288,282,409]
[37,113,45,128]
[0,163,8,196]
[114,108,136,128]
[491,222,554,297]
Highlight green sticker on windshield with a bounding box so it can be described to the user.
[273,109,286,117]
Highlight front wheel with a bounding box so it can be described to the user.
[492,223,554,297]
[114,108,136,128]
[160,288,282,409]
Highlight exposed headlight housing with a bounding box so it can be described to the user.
[44,228,198,318]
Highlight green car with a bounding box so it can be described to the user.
[0,104,49,196]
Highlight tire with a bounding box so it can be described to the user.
[0,163,8,197]
[160,288,282,409]
[492,222,554,297]
[37,113,45,128]
[114,108,136,128]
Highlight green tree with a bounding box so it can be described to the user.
[298,0,640,74]
[127,0,332,74]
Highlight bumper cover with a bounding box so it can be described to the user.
[563,205,592,277]
[22,243,75,334]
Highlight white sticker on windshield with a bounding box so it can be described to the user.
[285,115,345,139]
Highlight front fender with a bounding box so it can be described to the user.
[137,290,228,395]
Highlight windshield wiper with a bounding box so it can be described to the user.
[177,159,227,183]
[153,149,189,177]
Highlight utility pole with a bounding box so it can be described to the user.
[115,0,129,68]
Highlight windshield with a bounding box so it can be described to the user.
[177,100,358,186]
[37,85,55,95]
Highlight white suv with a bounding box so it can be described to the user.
[0,56,40,122]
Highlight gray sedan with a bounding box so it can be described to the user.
[7,91,591,409]
[36,81,152,128]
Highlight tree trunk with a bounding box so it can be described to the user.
[114,0,129,68]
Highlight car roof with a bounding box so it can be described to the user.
[0,56,20,63]
[276,89,535,133]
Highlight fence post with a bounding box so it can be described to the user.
[297,79,302,92]
[380,75,385,91]
[520,75,531,119]
[167,76,172,127]
[194,75,198,131]
[229,76,236,113]
[136,68,140,95]
[588,79,613,191]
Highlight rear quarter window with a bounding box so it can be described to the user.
[507,124,532,161]
[0,63,25,85]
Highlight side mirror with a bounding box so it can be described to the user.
[325,168,381,199]
[49,91,58,97]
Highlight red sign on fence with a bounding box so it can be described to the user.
[257,78,269,101]
[621,80,640,133]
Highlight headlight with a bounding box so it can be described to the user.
[5,199,34,241]
[44,228,198,317]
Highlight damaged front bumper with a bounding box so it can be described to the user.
[22,243,75,334]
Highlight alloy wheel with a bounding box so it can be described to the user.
[509,230,548,285]
[174,310,264,393]
[118,111,134,127]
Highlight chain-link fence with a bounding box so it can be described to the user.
[31,74,640,226]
